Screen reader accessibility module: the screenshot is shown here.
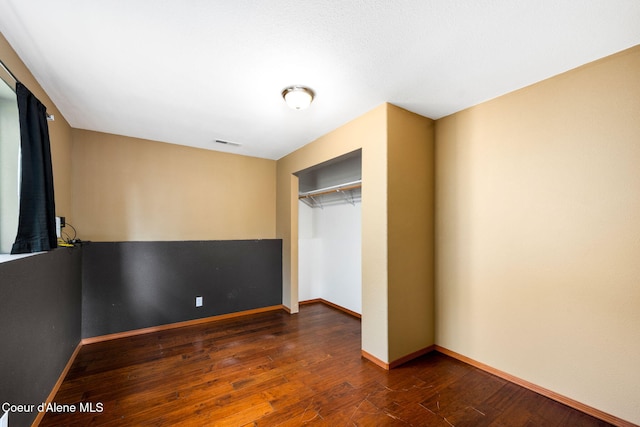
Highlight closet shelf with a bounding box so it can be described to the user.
[299,180,362,208]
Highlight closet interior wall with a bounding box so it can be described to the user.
[297,150,362,314]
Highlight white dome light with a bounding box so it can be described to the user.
[282,86,315,110]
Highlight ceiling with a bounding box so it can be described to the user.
[1,1,639,160]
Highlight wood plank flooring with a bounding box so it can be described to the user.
[39,303,613,426]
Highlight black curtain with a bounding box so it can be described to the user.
[11,81,57,254]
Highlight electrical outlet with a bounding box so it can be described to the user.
[195,296,203,307]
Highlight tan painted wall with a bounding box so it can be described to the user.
[0,33,74,222]
[387,105,435,361]
[276,104,389,361]
[72,129,276,241]
[435,45,640,424]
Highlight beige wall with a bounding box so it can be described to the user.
[276,104,389,361]
[435,45,640,424]
[0,33,74,221]
[387,105,435,361]
[72,129,276,241]
[277,104,435,364]
[8,24,637,422]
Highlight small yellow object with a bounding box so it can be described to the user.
[57,238,74,247]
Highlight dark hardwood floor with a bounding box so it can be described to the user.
[40,303,613,426]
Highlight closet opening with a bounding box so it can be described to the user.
[296,149,362,317]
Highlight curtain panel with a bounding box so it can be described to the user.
[11,82,57,254]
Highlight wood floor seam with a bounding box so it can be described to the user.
[37,303,622,426]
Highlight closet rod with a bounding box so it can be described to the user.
[299,180,362,200]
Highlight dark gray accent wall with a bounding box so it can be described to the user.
[0,248,82,427]
[0,239,282,426]
[81,240,282,338]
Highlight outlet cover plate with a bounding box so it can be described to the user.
[195,296,203,307]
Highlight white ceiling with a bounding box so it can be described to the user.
[1,1,639,160]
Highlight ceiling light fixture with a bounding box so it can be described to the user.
[282,86,315,110]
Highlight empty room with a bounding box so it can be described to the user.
[1,1,639,426]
